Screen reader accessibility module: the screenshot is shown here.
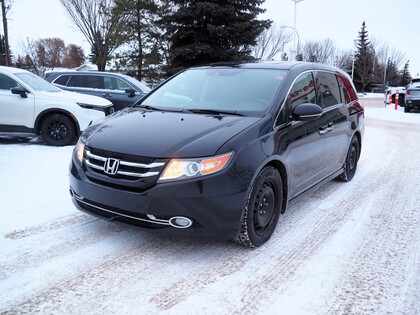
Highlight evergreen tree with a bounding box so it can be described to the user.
[163,0,271,74]
[112,0,166,83]
[354,22,375,92]
[385,59,400,87]
[399,60,412,86]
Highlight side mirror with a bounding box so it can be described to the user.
[11,87,29,98]
[292,103,323,121]
[125,88,136,97]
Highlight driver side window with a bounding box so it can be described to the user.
[0,73,19,90]
[288,72,316,116]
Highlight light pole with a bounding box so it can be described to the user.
[351,39,357,80]
[280,25,300,59]
[291,0,304,58]
[0,0,10,66]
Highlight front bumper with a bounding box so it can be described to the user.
[69,157,248,240]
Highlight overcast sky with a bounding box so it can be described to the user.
[5,0,420,77]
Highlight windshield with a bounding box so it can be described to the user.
[15,72,61,92]
[141,68,287,116]
[123,74,151,93]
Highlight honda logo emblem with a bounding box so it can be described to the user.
[104,158,120,175]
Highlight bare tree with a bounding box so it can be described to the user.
[18,37,85,75]
[59,0,130,71]
[302,38,336,64]
[18,38,40,75]
[63,44,86,68]
[333,49,353,73]
[371,37,405,85]
[36,38,66,69]
[252,24,293,61]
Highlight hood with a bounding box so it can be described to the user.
[37,90,112,107]
[84,108,260,157]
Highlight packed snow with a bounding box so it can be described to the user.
[0,98,419,314]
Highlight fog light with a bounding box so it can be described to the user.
[169,216,193,228]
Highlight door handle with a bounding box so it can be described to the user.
[102,93,112,97]
[318,122,333,135]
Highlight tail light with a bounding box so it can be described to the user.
[406,90,411,95]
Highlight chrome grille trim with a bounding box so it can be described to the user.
[84,149,164,178]
[73,194,171,226]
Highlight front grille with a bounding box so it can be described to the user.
[83,146,167,190]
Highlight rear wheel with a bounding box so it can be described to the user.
[41,114,77,146]
[338,136,359,182]
[236,166,283,248]
[404,105,410,113]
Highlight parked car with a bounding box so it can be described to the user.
[0,66,114,146]
[69,61,364,247]
[365,83,386,93]
[404,77,420,113]
[45,71,151,111]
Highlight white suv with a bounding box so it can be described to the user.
[0,66,113,146]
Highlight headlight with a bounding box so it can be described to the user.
[77,102,113,113]
[158,152,234,182]
[74,138,85,165]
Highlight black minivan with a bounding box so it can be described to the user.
[69,61,364,247]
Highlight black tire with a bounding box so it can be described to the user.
[404,105,410,113]
[40,114,77,146]
[236,166,283,248]
[399,94,405,107]
[338,136,359,182]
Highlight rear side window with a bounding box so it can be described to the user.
[54,75,71,86]
[316,72,341,108]
[337,74,357,104]
[67,75,104,89]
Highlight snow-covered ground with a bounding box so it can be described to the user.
[1,99,419,314]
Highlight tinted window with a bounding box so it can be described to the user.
[54,75,71,86]
[316,72,341,108]
[288,72,316,113]
[0,73,20,90]
[67,75,104,89]
[337,74,357,104]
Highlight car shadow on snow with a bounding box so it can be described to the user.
[0,136,46,146]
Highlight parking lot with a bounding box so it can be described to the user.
[1,97,419,314]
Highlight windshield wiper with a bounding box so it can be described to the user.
[137,105,162,111]
[187,109,243,116]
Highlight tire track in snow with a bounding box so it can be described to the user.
[147,113,398,312]
[326,122,420,314]
[0,217,125,280]
[1,238,238,314]
[4,213,91,240]
[148,149,393,312]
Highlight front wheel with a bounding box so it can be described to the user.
[236,166,283,248]
[338,136,359,182]
[41,114,77,146]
